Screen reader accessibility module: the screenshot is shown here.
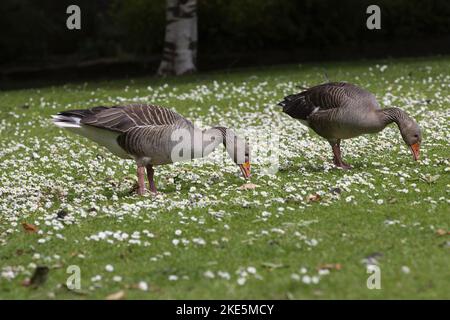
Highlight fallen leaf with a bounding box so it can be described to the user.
[317,263,342,271]
[22,222,38,233]
[238,183,258,190]
[306,193,321,202]
[436,229,449,236]
[22,266,49,288]
[70,251,80,257]
[106,290,126,300]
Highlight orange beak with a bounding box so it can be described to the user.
[239,161,251,179]
[409,143,420,161]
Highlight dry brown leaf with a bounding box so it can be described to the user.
[306,193,321,202]
[317,263,342,271]
[22,222,38,233]
[106,290,126,300]
[238,183,258,190]
[22,266,49,288]
[436,229,449,236]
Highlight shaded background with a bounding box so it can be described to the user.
[1,0,449,87]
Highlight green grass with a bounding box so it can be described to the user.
[0,56,449,299]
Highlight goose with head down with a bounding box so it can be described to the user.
[52,104,251,195]
[278,82,421,169]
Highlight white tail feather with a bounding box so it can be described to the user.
[53,122,81,128]
[52,115,81,128]
[51,113,130,159]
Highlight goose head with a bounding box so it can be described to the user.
[398,118,421,161]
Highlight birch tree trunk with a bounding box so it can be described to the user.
[157,0,197,76]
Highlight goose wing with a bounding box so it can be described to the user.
[55,104,189,161]
[278,82,373,120]
[76,104,185,133]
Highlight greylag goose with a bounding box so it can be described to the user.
[52,104,251,195]
[278,82,421,169]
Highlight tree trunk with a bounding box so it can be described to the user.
[157,0,197,76]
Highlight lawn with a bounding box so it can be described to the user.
[0,56,449,299]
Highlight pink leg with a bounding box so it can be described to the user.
[146,165,157,194]
[332,141,352,169]
[137,165,146,195]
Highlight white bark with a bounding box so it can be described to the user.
[158,0,197,76]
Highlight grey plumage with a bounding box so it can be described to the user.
[59,104,184,133]
[279,82,422,168]
[55,105,189,165]
[279,82,377,122]
[52,104,251,195]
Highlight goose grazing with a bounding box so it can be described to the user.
[52,104,251,195]
[278,82,421,169]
